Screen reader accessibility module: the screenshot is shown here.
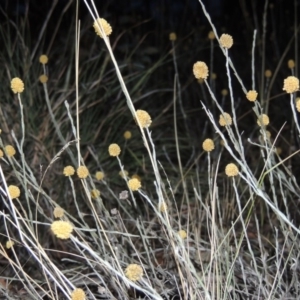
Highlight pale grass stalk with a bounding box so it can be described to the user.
[251,30,257,90]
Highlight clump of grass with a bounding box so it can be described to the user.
[1,1,300,300]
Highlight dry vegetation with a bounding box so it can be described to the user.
[1,0,300,299]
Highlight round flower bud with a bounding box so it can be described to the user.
[124,130,132,139]
[220,33,233,49]
[159,202,168,212]
[63,165,75,176]
[39,55,48,64]
[169,32,177,41]
[125,264,143,281]
[208,31,215,40]
[283,76,299,93]
[288,59,295,69]
[257,114,269,126]
[77,166,89,179]
[8,185,20,199]
[91,189,100,199]
[6,240,14,249]
[11,77,24,94]
[264,70,272,78]
[51,220,73,239]
[95,171,104,180]
[225,163,239,177]
[296,98,300,112]
[246,90,258,102]
[135,110,152,128]
[53,206,64,218]
[5,145,16,157]
[178,230,187,239]
[108,143,121,156]
[93,18,112,38]
[39,74,48,83]
[202,139,215,152]
[0,149,4,158]
[71,288,86,300]
[128,178,141,191]
[221,89,228,96]
[219,113,232,126]
[119,170,129,178]
[193,61,209,80]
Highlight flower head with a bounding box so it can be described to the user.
[193,61,209,80]
[225,163,239,177]
[131,174,141,181]
[246,90,258,102]
[39,74,48,83]
[169,32,177,41]
[257,114,269,126]
[91,189,100,199]
[93,18,112,38]
[296,98,300,112]
[220,34,233,49]
[63,165,75,176]
[135,110,152,128]
[178,230,187,239]
[119,170,129,178]
[159,202,168,212]
[6,240,14,249]
[265,70,272,78]
[5,145,16,157]
[202,139,215,152]
[219,112,232,126]
[283,76,299,93]
[0,149,4,158]
[53,207,64,218]
[124,130,132,139]
[95,171,105,180]
[288,59,295,69]
[11,77,24,94]
[8,185,20,199]
[39,55,48,64]
[77,166,89,179]
[71,288,86,300]
[108,143,121,156]
[51,221,73,239]
[125,264,143,281]
[208,31,215,40]
[221,89,228,96]
[128,178,141,191]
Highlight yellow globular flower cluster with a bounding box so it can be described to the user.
[5,145,16,157]
[51,221,73,239]
[283,76,299,93]
[219,33,233,49]
[159,202,168,212]
[193,61,209,80]
[93,18,112,38]
[288,59,295,69]
[246,90,258,102]
[257,114,269,126]
[0,149,4,158]
[208,31,215,40]
[63,165,75,176]
[39,55,48,64]
[128,178,141,191]
[225,163,239,177]
[8,185,20,199]
[135,110,152,128]
[169,32,177,41]
[11,77,24,94]
[125,264,143,281]
[70,288,86,300]
[39,75,48,83]
[178,230,187,239]
[123,130,132,140]
[108,143,121,156]
[6,240,14,249]
[219,112,232,126]
[221,89,228,96]
[53,207,64,218]
[91,189,100,199]
[296,98,300,112]
[202,139,215,152]
[77,166,89,179]
[265,70,272,78]
[95,171,105,180]
[119,170,128,178]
